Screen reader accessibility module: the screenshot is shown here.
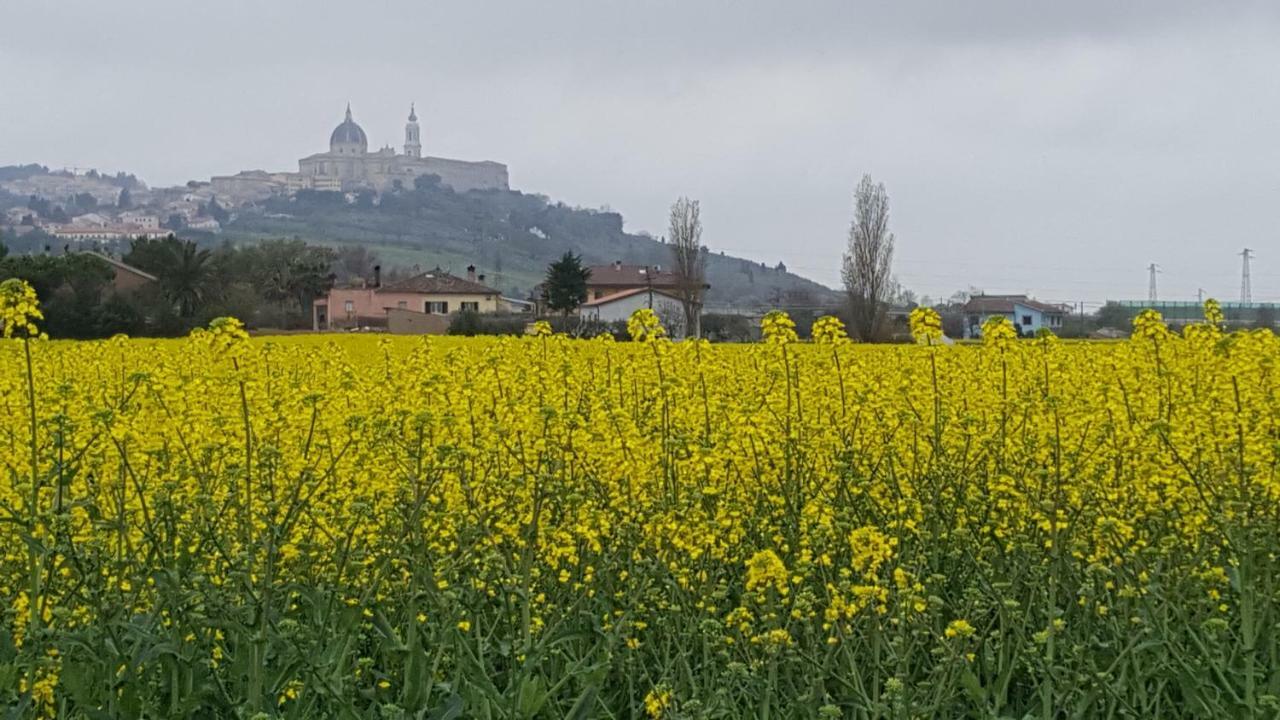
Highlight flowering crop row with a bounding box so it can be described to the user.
[0,290,1278,717]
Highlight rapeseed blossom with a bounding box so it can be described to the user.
[0,303,1276,716]
[0,278,42,338]
[908,306,943,343]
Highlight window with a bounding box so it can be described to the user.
[461,301,479,312]
[397,301,407,309]
[1021,315,1033,326]
[425,301,449,314]
[344,300,354,313]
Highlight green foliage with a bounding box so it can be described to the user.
[0,253,115,337]
[1097,302,1132,330]
[228,182,833,307]
[543,252,590,316]
[702,313,755,342]
[447,309,483,336]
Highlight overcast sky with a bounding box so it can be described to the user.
[4,1,1279,303]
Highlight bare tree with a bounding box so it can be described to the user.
[841,175,896,341]
[668,197,707,338]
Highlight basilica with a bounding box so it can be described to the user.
[285,104,509,194]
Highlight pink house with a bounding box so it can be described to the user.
[314,266,501,331]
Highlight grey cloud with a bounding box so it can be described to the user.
[3,0,1279,302]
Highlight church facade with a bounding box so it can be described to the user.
[285,105,509,194]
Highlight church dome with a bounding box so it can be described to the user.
[330,105,368,153]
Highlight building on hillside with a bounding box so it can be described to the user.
[314,265,501,331]
[49,225,170,242]
[4,207,34,225]
[285,104,509,194]
[961,294,1067,338]
[119,211,159,230]
[80,251,156,293]
[585,261,681,301]
[70,213,111,228]
[185,217,222,233]
[210,170,285,204]
[580,286,686,331]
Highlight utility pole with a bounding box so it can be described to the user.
[1147,263,1160,304]
[1240,248,1253,304]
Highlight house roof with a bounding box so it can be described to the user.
[377,268,498,295]
[81,251,158,282]
[962,294,1065,315]
[581,286,681,308]
[586,263,682,288]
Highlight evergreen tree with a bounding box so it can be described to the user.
[543,251,590,316]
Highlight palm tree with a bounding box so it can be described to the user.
[163,241,211,318]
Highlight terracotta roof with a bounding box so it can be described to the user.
[962,295,1066,315]
[377,269,497,295]
[586,263,681,288]
[581,286,681,308]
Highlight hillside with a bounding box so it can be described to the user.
[221,184,835,309]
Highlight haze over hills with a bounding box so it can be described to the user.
[0,162,836,310]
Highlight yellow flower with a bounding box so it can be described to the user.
[945,619,976,639]
[644,686,673,719]
[745,549,789,595]
[627,307,667,342]
[0,278,43,338]
[908,306,943,344]
[761,310,798,344]
[811,315,848,344]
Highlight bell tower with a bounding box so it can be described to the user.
[404,103,422,158]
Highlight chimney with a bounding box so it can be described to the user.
[477,273,486,283]
[373,264,381,288]
[466,264,477,282]
[613,260,622,271]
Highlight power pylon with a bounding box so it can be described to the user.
[1240,248,1254,304]
[1148,263,1160,304]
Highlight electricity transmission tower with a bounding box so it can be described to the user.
[1240,248,1253,304]
[1147,263,1160,304]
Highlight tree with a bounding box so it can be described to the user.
[336,245,379,283]
[1255,305,1276,330]
[1095,302,1130,330]
[117,187,132,209]
[543,252,590,317]
[668,197,706,338]
[841,175,896,341]
[164,240,213,318]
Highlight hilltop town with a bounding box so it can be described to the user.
[0,104,507,244]
[0,104,833,313]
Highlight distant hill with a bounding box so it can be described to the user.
[0,164,837,309]
[221,183,835,309]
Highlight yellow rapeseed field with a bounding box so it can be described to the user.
[1,282,1278,718]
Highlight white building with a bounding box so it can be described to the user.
[286,105,509,194]
[961,294,1068,338]
[119,211,159,230]
[580,287,686,337]
[70,212,111,227]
